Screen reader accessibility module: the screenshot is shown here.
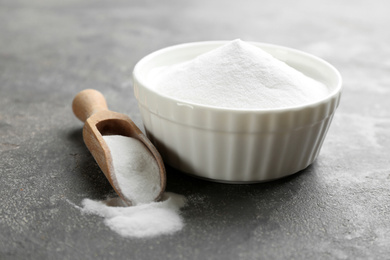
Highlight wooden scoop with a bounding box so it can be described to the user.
[72,89,166,206]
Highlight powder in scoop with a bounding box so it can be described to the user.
[103,135,161,205]
[79,135,186,238]
[81,192,186,238]
[148,39,329,109]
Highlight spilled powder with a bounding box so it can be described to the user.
[148,39,329,109]
[103,135,160,205]
[81,192,186,238]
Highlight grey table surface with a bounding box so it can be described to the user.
[1,0,390,259]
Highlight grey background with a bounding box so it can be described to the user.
[1,0,390,259]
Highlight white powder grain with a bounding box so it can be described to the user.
[148,39,329,109]
[102,135,161,205]
[81,192,186,238]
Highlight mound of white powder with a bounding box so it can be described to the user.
[148,39,328,109]
[103,135,160,205]
[81,192,186,238]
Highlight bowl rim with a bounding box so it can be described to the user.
[133,40,342,113]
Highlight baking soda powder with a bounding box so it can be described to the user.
[103,135,160,205]
[148,39,328,109]
[81,192,186,238]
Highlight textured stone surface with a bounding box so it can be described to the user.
[1,0,390,259]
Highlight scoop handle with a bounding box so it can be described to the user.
[72,89,108,122]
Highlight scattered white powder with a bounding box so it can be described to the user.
[102,135,161,205]
[148,39,329,109]
[81,192,186,238]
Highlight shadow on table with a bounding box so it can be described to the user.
[165,162,320,234]
[66,127,116,201]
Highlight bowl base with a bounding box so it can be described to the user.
[167,163,311,184]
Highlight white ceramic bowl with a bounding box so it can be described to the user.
[133,41,342,183]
